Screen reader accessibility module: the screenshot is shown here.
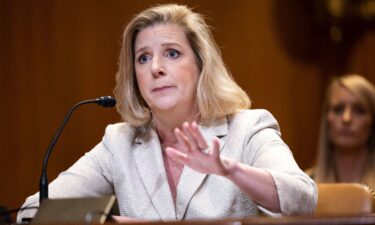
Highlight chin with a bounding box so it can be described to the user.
[335,142,364,152]
[155,103,178,112]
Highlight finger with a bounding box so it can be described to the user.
[174,128,192,153]
[191,121,209,150]
[211,138,221,159]
[165,147,188,164]
[182,122,200,152]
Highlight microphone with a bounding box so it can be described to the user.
[39,96,116,204]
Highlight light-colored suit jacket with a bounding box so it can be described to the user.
[18,109,317,222]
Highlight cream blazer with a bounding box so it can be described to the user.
[18,109,317,222]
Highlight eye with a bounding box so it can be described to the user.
[166,49,180,59]
[330,104,345,115]
[353,104,366,115]
[138,54,151,64]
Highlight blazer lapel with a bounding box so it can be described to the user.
[133,129,176,221]
[175,117,228,220]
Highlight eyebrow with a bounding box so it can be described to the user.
[135,42,182,55]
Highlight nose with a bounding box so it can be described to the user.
[342,107,352,123]
[151,56,166,78]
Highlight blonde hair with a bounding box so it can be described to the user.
[315,74,375,188]
[114,4,250,129]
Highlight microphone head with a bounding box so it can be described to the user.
[97,96,116,107]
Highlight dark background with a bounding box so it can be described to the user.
[1,0,374,214]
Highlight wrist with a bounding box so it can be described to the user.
[220,157,239,178]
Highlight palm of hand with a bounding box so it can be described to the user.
[165,121,229,176]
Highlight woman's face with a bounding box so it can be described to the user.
[327,85,373,152]
[134,23,199,115]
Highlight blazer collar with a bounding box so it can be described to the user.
[133,129,176,220]
[176,117,228,220]
[133,117,229,221]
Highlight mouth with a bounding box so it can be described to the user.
[152,85,174,92]
[338,129,354,136]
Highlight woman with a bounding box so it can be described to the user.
[18,4,316,222]
[307,74,375,190]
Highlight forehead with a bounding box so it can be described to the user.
[134,23,188,49]
[329,85,367,107]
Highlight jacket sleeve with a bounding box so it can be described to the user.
[245,110,317,215]
[16,138,114,222]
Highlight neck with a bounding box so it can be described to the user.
[152,105,199,145]
[333,146,368,183]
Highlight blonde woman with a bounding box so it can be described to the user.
[18,4,316,222]
[307,74,375,190]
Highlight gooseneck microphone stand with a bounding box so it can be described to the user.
[39,96,116,204]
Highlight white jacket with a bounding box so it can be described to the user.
[17,109,317,222]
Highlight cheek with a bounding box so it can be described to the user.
[136,75,145,87]
[182,74,199,96]
[326,115,341,141]
[135,66,149,87]
[327,114,339,129]
[135,74,149,98]
[175,58,200,83]
[357,117,373,136]
[183,68,199,89]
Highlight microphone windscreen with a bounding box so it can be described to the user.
[97,96,116,107]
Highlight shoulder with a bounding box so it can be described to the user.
[101,122,138,148]
[228,109,281,135]
[230,109,277,120]
[104,122,135,136]
[104,122,135,134]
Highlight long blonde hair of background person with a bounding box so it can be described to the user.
[314,74,375,188]
[114,4,250,129]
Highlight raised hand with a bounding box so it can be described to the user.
[165,121,233,175]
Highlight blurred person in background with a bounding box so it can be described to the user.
[307,74,375,190]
